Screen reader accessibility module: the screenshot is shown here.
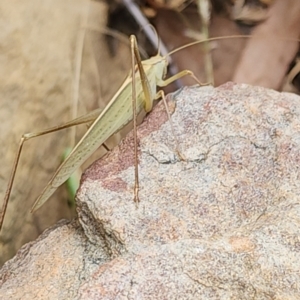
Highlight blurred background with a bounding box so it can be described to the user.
[0,0,300,265]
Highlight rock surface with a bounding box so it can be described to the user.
[1,83,300,299]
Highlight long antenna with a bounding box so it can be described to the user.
[167,34,300,57]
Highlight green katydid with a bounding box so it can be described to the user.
[1,34,295,231]
[0,34,201,231]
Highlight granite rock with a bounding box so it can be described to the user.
[1,83,300,299]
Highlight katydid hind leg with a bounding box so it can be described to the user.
[130,34,156,204]
[130,35,140,203]
[129,36,204,203]
[130,35,154,112]
[0,137,25,231]
[0,112,101,232]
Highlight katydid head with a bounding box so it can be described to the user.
[143,53,169,83]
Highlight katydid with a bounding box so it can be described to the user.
[2,34,293,231]
[0,34,202,231]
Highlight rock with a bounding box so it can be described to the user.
[1,83,300,299]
